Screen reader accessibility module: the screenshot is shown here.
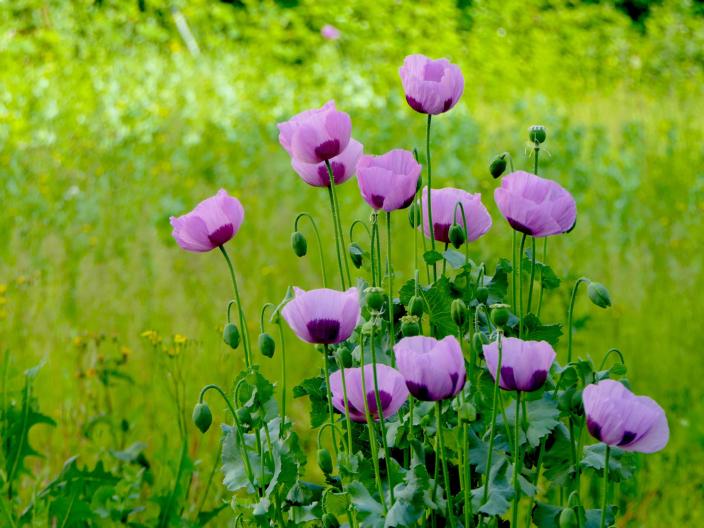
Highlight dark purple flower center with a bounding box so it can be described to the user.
[618,430,637,446]
[525,370,548,392]
[370,194,385,209]
[406,381,431,401]
[500,366,518,391]
[587,417,602,441]
[442,98,453,112]
[316,161,345,186]
[306,318,340,344]
[433,223,451,243]
[314,139,341,161]
[208,223,234,247]
[507,217,535,236]
[406,95,427,114]
[367,390,392,417]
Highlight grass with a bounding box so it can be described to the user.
[1,0,703,525]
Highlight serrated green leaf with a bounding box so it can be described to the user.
[423,250,444,266]
[504,394,561,448]
[581,444,637,482]
[348,481,384,527]
[523,313,563,346]
[292,375,328,428]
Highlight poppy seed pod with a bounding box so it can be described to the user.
[291,231,307,257]
[407,295,424,318]
[448,224,466,249]
[587,282,611,309]
[348,242,364,269]
[490,305,510,327]
[223,323,240,349]
[489,154,508,179]
[476,286,489,304]
[192,402,212,433]
[365,287,386,312]
[400,315,421,337]
[451,298,468,327]
[258,333,275,358]
[529,125,547,144]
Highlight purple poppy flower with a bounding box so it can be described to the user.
[170,189,244,252]
[421,187,492,244]
[281,287,359,345]
[329,364,409,422]
[291,139,363,187]
[277,100,352,164]
[394,336,466,401]
[583,379,669,453]
[399,54,464,115]
[321,24,341,40]
[494,171,577,237]
[357,149,421,211]
[483,337,556,392]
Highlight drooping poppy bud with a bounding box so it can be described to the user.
[448,224,466,249]
[223,323,240,349]
[476,286,489,304]
[291,231,308,257]
[489,154,508,179]
[192,402,213,433]
[317,447,333,474]
[259,333,276,358]
[407,295,424,318]
[349,242,364,269]
[408,201,422,228]
[587,282,611,309]
[559,508,578,528]
[451,298,468,327]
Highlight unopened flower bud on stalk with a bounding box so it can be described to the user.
[364,287,385,312]
[291,231,308,257]
[451,298,468,327]
[400,315,421,337]
[408,202,422,228]
[559,507,578,528]
[348,242,364,269]
[490,304,510,327]
[529,125,547,144]
[317,447,333,475]
[476,286,489,304]
[587,282,611,308]
[258,332,275,358]
[489,153,508,178]
[223,323,240,349]
[407,295,424,318]
[448,224,466,249]
[192,402,212,433]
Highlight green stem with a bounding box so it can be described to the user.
[518,233,527,338]
[294,212,329,288]
[276,319,288,433]
[322,345,339,464]
[386,212,396,365]
[336,359,355,458]
[326,160,352,287]
[527,237,536,313]
[436,401,455,527]
[481,332,503,511]
[512,231,517,309]
[600,446,610,528]
[463,422,473,528]
[219,245,252,367]
[359,332,388,513]
[425,114,437,282]
[526,437,546,527]
[370,321,395,503]
[511,391,523,528]
[537,238,548,317]
[327,184,347,290]
[567,278,590,363]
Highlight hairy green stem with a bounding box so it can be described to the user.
[600,446,610,528]
[511,391,523,528]
[425,114,437,282]
[294,212,329,288]
[322,345,339,464]
[326,160,352,287]
[436,401,455,527]
[386,212,396,365]
[219,245,251,367]
[518,233,527,338]
[481,332,503,515]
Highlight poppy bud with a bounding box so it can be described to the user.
[337,346,353,368]
[408,201,422,228]
[473,333,487,357]
[365,287,385,312]
[400,315,421,337]
[458,401,476,423]
[223,323,240,349]
[236,407,252,426]
[322,513,340,528]
[451,298,468,327]
[291,231,307,257]
[476,286,489,304]
[407,295,424,318]
[192,402,212,433]
[317,447,333,475]
[587,282,611,309]
[490,304,510,327]
[349,242,364,269]
[559,507,578,528]
[258,332,275,358]
[489,154,508,179]
[448,224,466,249]
[529,125,547,144]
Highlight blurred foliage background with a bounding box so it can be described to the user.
[1,0,703,525]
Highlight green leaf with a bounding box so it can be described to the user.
[386,464,444,526]
[221,424,258,493]
[348,481,384,527]
[532,501,561,527]
[522,257,561,290]
[472,458,513,516]
[581,444,637,482]
[523,313,563,346]
[442,249,467,269]
[504,394,561,448]
[323,491,350,517]
[292,375,328,428]
[485,258,511,304]
[423,250,444,266]
[584,506,617,528]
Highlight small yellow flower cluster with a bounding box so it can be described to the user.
[140,329,162,345]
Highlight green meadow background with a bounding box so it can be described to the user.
[1,0,703,525]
